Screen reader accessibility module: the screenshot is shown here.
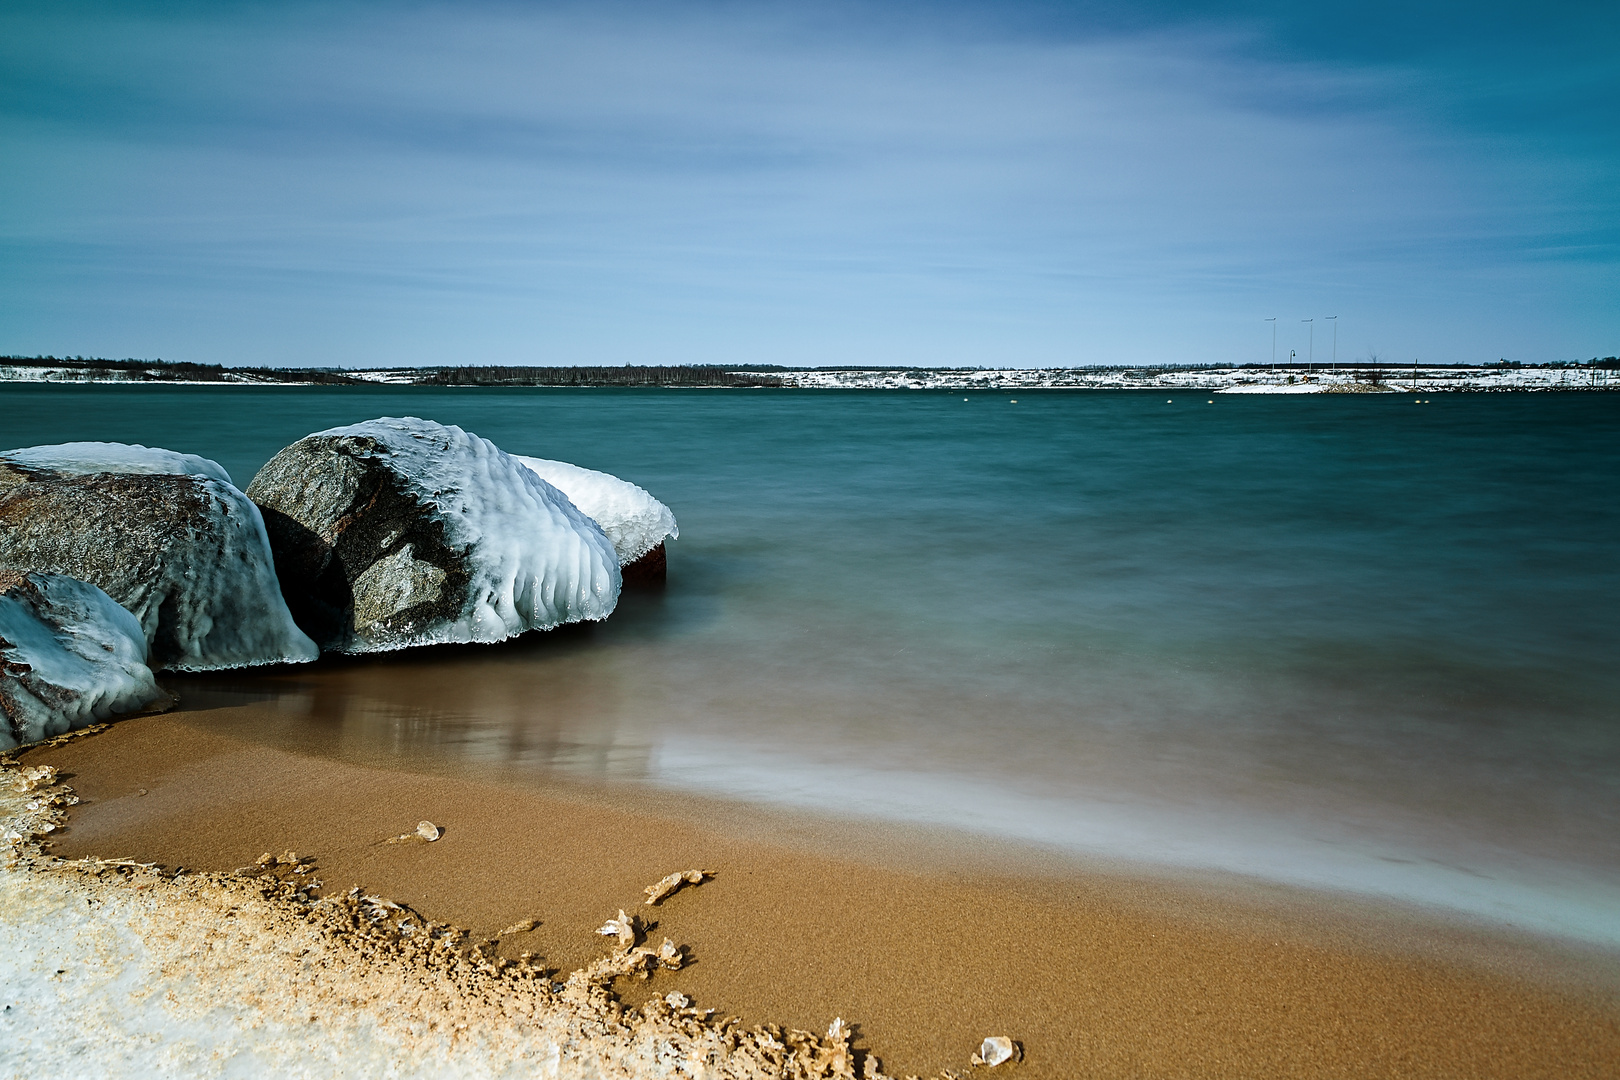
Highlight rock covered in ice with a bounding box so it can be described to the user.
[0,469,318,671]
[0,571,172,749]
[512,457,677,573]
[0,441,231,491]
[246,418,619,653]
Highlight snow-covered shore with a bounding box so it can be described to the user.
[3,361,1613,391]
[756,366,1617,393]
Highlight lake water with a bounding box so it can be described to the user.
[4,385,1618,943]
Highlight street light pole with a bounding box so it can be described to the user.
[1303,318,1314,371]
[1266,317,1277,370]
[1326,316,1338,374]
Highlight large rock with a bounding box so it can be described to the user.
[246,417,620,653]
[0,460,319,671]
[511,457,678,585]
[0,571,172,749]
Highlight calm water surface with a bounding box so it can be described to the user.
[4,386,1618,941]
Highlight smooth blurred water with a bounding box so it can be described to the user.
[4,386,1618,940]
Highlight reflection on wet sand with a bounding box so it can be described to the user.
[164,631,659,782]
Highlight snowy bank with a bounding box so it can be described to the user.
[247,418,620,653]
[513,456,677,573]
[0,573,170,749]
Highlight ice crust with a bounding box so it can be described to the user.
[513,456,678,565]
[0,574,168,749]
[0,441,232,484]
[134,478,320,670]
[304,419,620,649]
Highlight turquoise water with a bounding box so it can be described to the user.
[4,386,1618,940]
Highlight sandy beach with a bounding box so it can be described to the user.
[11,704,1618,1079]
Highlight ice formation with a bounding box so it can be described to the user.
[971,1036,1019,1067]
[513,456,677,566]
[247,418,619,653]
[0,466,318,671]
[0,572,171,749]
[0,441,232,487]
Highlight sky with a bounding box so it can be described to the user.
[2,0,1616,369]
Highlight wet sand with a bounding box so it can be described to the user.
[21,708,1620,1079]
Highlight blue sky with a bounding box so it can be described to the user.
[2,0,1615,368]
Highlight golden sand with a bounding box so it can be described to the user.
[12,710,1620,1078]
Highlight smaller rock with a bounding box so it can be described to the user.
[1,571,173,749]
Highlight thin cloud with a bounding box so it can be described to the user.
[0,0,1614,366]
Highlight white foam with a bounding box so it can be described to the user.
[0,574,167,750]
[310,419,620,648]
[512,456,677,565]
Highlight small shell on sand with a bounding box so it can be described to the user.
[643,868,710,905]
[416,821,440,841]
[970,1036,1019,1067]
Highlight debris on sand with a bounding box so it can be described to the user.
[970,1036,1019,1067]
[383,820,441,844]
[595,908,641,949]
[499,918,540,936]
[643,868,710,905]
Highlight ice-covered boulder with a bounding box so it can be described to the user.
[512,456,677,584]
[0,441,232,492]
[246,417,620,653]
[0,571,172,749]
[0,471,319,671]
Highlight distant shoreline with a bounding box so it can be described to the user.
[2,355,1617,392]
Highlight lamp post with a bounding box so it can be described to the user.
[1326,316,1338,374]
[1266,317,1277,370]
[1303,318,1314,371]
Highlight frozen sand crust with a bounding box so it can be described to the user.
[0,757,898,1080]
[249,419,620,653]
[513,457,678,566]
[0,573,170,749]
